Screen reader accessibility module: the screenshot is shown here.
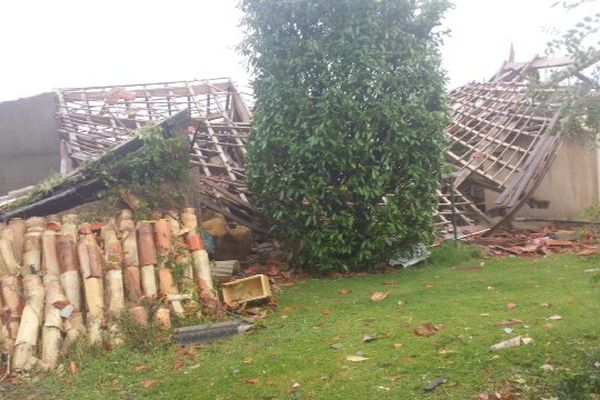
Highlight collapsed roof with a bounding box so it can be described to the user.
[2,53,594,236]
[445,54,595,234]
[55,79,264,233]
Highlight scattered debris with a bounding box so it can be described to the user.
[388,243,431,268]
[414,323,443,337]
[553,230,578,241]
[221,274,272,307]
[173,321,254,345]
[330,343,343,350]
[471,228,598,258]
[370,292,389,302]
[503,328,514,334]
[425,376,448,391]
[496,319,523,326]
[211,260,241,281]
[541,363,555,371]
[362,334,377,343]
[346,355,370,362]
[547,315,563,321]
[506,303,517,310]
[491,337,533,351]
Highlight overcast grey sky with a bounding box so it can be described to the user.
[0,0,594,102]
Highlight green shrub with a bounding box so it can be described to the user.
[555,348,600,399]
[240,0,450,271]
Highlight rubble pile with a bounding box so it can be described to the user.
[466,227,599,257]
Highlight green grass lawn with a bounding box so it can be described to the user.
[11,244,600,399]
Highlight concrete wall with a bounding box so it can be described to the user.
[0,93,60,195]
[485,138,600,220]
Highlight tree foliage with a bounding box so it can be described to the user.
[544,0,600,144]
[240,0,450,271]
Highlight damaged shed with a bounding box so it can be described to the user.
[445,54,600,234]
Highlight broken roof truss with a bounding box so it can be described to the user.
[6,52,592,237]
[55,78,264,232]
[444,54,597,234]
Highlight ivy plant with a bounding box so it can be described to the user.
[240,0,450,271]
[95,126,190,219]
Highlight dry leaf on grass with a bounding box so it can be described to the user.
[547,314,563,320]
[346,355,370,362]
[173,359,185,370]
[142,380,158,388]
[70,361,78,375]
[244,377,261,384]
[243,357,254,364]
[337,289,352,295]
[282,306,295,313]
[393,343,403,350]
[370,292,389,301]
[425,284,434,289]
[330,343,343,350]
[321,309,331,316]
[506,302,517,310]
[133,365,147,373]
[414,322,443,337]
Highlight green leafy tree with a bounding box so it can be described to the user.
[240,0,450,271]
[544,0,600,144]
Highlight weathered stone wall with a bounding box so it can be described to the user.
[0,93,59,195]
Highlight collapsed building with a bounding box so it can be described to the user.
[0,55,598,236]
[445,55,599,234]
